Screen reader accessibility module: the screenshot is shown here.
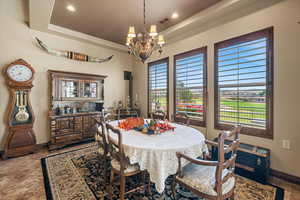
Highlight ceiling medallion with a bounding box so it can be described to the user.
[126,0,165,63]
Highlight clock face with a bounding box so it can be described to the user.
[7,64,33,82]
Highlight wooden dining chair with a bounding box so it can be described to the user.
[171,112,190,126]
[151,110,167,120]
[93,118,110,183]
[172,126,241,200]
[104,107,118,121]
[106,124,150,200]
[93,118,109,158]
[117,109,139,120]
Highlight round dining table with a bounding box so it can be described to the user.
[107,120,208,193]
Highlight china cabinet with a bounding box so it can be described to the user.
[48,70,106,150]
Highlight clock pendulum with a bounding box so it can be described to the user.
[15,91,30,122]
[2,59,37,159]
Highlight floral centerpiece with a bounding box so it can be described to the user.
[118,117,144,131]
[118,118,175,134]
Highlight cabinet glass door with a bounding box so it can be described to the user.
[83,81,98,98]
[62,80,79,98]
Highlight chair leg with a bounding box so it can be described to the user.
[171,179,177,200]
[230,191,235,200]
[120,175,126,200]
[147,173,152,196]
[226,191,235,200]
[142,171,146,194]
[141,171,152,196]
[103,157,108,184]
[109,171,114,200]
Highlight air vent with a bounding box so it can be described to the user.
[159,18,169,24]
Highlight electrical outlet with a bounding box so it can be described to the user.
[282,140,291,150]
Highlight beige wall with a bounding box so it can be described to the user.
[0,1,132,148]
[133,0,300,177]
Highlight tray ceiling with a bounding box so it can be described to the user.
[50,0,221,44]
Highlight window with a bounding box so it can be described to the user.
[148,58,169,116]
[214,27,273,138]
[174,47,207,126]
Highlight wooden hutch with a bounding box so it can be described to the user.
[48,70,106,150]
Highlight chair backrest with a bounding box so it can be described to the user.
[132,110,139,118]
[117,109,139,120]
[172,112,190,126]
[151,111,167,120]
[93,118,108,155]
[103,107,117,122]
[106,123,127,171]
[117,109,123,120]
[215,126,241,195]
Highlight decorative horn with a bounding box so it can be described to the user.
[35,37,113,63]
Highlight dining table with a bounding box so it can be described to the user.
[106,119,208,194]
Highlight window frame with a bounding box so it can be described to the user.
[214,27,274,139]
[173,47,208,127]
[147,57,169,118]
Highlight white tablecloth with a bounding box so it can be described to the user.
[106,120,208,193]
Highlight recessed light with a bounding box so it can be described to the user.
[66,4,76,12]
[171,12,179,19]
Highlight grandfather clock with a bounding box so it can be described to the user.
[2,59,36,159]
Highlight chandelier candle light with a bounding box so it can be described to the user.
[126,0,165,63]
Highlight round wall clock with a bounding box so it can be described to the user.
[2,59,36,159]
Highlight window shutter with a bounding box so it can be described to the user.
[214,27,273,138]
[174,48,207,126]
[148,58,169,116]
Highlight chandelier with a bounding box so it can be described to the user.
[126,0,165,63]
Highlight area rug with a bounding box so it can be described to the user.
[41,144,284,200]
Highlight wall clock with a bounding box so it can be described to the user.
[2,59,36,159]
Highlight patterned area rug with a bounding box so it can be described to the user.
[41,145,284,200]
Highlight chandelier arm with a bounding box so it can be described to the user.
[131,46,142,62]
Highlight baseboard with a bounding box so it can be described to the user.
[270,168,300,185]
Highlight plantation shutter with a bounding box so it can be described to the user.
[214,27,273,138]
[148,58,169,115]
[174,48,207,126]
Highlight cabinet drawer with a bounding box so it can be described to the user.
[55,129,73,136]
[55,134,81,143]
